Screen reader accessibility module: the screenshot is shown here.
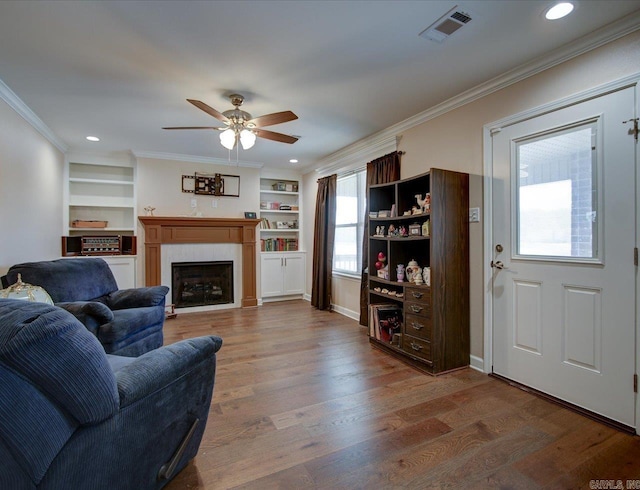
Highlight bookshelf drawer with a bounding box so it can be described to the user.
[405,300,431,318]
[405,286,431,304]
[403,335,432,362]
[404,314,431,340]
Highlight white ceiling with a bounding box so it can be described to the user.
[0,0,639,171]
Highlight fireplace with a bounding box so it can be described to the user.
[138,216,260,308]
[172,261,234,308]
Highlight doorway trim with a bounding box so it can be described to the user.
[482,72,640,432]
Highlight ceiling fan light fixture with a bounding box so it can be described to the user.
[240,129,256,150]
[220,128,236,150]
[166,94,298,151]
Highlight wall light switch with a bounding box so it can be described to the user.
[190,198,197,208]
[211,199,218,208]
[469,207,480,223]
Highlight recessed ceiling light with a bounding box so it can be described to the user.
[86,136,100,142]
[545,2,574,20]
[289,159,298,164]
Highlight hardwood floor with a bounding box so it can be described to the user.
[164,300,640,489]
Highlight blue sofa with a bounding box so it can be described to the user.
[0,298,222,489]
[2,258,169,356]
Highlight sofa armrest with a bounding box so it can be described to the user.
[107,286,169,310]
[115,336,222,407]
[56,301,114,336]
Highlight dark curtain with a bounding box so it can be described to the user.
[359,151,401,325]
[311,174,337,310]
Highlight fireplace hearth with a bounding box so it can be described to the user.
[172,261,233,308]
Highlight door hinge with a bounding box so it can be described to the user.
[634,374,638,393]
[635,247,638,266]
[623,118,639,141]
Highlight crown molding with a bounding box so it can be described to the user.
[309,11,640,176]
[0,78,68,153]
[311,135,398,176]
[131,150,264,169]
[66,150,136,166]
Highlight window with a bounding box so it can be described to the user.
[516,122,598,260]
[333,170,366,275]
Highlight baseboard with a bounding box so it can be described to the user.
[331,304,359,321]
[299,294,359,322]
[469,355,485,373]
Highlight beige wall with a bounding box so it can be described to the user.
[136,157,261,219]
[0,99,64,275]
[303,31,640,362]
[135,157,262,287]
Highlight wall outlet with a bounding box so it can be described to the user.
[211,199,218,208]
[190,198,197,208]
[469,207,480,223]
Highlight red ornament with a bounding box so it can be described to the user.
[377,252,386,262]
[375,261,383,270]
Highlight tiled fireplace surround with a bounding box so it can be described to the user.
[138,217,261,309]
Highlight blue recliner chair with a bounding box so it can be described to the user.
[2,258,169,356]
[0,298,222,489]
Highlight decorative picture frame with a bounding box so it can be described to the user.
[244,212,257,219]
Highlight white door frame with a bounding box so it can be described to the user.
[482,72,640,433]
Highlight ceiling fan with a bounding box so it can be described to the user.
[163,94,298,150]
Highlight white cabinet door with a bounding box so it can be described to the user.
[261,252,306,299]
[282,253,305,295]
[102,256,137,289]
[261,254,285,297]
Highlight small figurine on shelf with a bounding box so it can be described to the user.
[423,266,431,286]
[414,193,431,213]
[405,259,420,283]
[422,219,430,237]
[376,252,389,279]
[396,264,405,282]
[413,268,424,285]
[399,225,408,237]
[387,224,396,236]
[144,206,156,217]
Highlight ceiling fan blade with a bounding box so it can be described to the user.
[187,99,229,123]
[249,110,298,128]
[254,128,298,144]
[162,126,222,130]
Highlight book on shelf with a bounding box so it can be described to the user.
[260,201,282,210]
[260,237,299,252]
[259,218,271,229]
[368,303,402,343]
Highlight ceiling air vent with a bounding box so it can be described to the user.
[419,6,472,43]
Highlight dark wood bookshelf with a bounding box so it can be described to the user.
[367,168,469,375]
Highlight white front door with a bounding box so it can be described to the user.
[491,85,637,428]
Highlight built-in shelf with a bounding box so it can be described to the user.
[259,177,300,253]
[66,159,137,237]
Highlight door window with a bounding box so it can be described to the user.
[515,120,599,261]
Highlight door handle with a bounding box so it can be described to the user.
[490,260,507,270]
